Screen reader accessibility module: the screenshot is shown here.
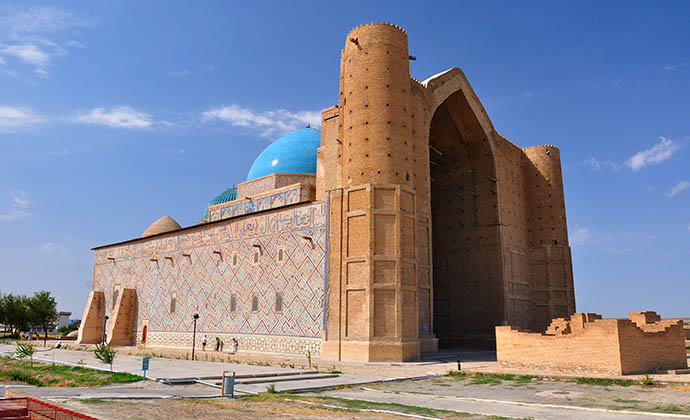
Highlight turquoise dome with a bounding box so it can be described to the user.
[201,187,237,221]
[246,128,320,181]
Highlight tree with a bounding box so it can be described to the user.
[15,342,36,367]
[59,320,80,336]
[27,291,58,347]
[0,293,30,337]
[94,343,116,372]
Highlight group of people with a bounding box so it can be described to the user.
[201,335,238,354]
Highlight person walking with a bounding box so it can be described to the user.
[231,338,238,354]
[215,336,220,352]
[202,335,207,351]
[219,338,224,352]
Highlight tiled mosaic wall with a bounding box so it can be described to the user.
[145,331,322,356]
[207,183,314,222]
[92,202,327,354]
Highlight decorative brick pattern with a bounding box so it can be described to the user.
[145,331,321,355]
[208,183,314,222]
[93,202,327,346]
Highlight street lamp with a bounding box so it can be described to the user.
[191,313,199,360]
[102,315,109,344]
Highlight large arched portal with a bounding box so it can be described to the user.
[428,90,504,348]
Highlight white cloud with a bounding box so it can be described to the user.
[170,69,190,77]
[570,227,591,245]
[524,91,532,98]
[0,106,43,131]
[75,106,154,129]
[667,180,690,197]
[40,242,67,254]
[0,43,50,67]
[0,191,31,222]
[583,157,620,171]
[0,6,90,77]
[625,137,682,171]
[610,79,622,89]
[202,105,321,139]
[583,157,601,171]
[49,150,70,157]
[67,40,84,48]
[665,62,686,72]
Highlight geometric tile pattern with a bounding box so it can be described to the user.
[92,202,327,345]
[207,183,314,222]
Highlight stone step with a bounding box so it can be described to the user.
[217,373,339,385]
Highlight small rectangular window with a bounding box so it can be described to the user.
[277,248,284,262]
[251,296,259,312]
[230,295,237,312]
[275,293,283,312]
[170,294,177,314]
[232,254,238,266]
[253,250,259,264]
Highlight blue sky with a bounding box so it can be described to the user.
[0,1,688,319]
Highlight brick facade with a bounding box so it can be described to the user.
[496,312,687,374]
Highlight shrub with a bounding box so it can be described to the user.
[94,343,116,372]
[15,342,36,366]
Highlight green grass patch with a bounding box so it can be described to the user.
[446,371,536,386]
[573,377,636,387]
[0,356,142,387]
[314,395,473,418]
[614,398,642,404]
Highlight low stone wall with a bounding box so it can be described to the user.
[496,311,687,375]
[145,330,321,356]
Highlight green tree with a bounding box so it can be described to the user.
[59,320,81,336]
[28,291,58,347]
[15,342,36,367]
[94,343,116,372]
[0,293,29,337]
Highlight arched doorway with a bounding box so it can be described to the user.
[141,325,148,344]
[428,90,503,348]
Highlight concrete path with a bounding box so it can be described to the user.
[0,343,375,394]
[321,388,690,420]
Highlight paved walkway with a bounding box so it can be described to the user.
[321,388,690,420]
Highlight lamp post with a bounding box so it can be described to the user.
[191,313,199,361]
[102,315,109,344]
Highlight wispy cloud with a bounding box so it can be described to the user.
[49,149,70,157]
[665,62,686,72]
[40,242,67,254]
[202,105,321,139]
[625,137,682,171]
[0,106,43,131]
[570,227,592,245]
[75,106,154,129]
[66,40,84,48]
[170,69,190,77]
[609,79,622,89]
[667,180,690,197]
[0,191,31,222]
[524,90,532,98]
[583,157,620,171]
[0,5,91,77]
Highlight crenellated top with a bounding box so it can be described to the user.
[347,21,407,35]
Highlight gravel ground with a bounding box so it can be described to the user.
[371,374,690,414]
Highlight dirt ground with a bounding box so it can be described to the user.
[55,395,493,420]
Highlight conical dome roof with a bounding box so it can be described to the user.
[142,215,181,238]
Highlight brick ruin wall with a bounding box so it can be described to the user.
[496,312,687,374]
[91,202,327,355]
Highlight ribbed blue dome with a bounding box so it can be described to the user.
[246,128,320,181]
[200,187,237,221]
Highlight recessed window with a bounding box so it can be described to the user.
[112,287,120,310]
[275,293,283,312]
[170,293,177,314]
[277,247,285,263]
[253,250,259,264]
[251,296,259,312]
[230,295,237,312]
[232,254,238,266]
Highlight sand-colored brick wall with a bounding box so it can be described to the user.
[496,312,687,374]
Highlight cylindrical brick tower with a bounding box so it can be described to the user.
[340,22,416,187]
[523,145,575,331]
[523,145,568,247]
